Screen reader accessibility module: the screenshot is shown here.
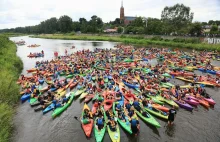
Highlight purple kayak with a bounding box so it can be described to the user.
[174,100,193,111]
[183,97,199,106]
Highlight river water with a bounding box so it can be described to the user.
[10,36,220,142]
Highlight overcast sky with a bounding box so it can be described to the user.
[0,0,220,29]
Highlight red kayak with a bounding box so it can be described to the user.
[84,94,94,103]
[69,81,78,90]
[104,100,113,111]
[81,104,93,137]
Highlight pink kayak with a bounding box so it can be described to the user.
[203,97,216,105]
[184,97,199,106]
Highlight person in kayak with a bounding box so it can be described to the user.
[133,99,141,112]
[130,117,140,135]
[107,118,117,131]
[83,108,92,119]
[168,105,177,126]
[125,102,132,112]
[106,110,114,120]
[96,114,104,130]
[115,103,122,112]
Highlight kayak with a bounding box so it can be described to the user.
[20,93,31,103]
[94,108,106,142]
[203,97,216,105]
[152,104,169,112]
[173,99,193,111]
[43,103,55,114]
[81,104,93,137]
[84,94,94,103]
[52,92,75,118]
[163,98,179,108]
[146,96,164,105]
[104,111,120,142]
[144,106,168,120]
[176,77,193,83]
[79,92,88,99]
[104,100,113,111]
[113,102,132,134]
[135,108,160,128]
[183,97,200,106]
[75,88,86,97]
[122,80,139,89]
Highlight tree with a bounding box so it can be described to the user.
[58,15,73,33]
[189,22,202,36]
[210,25,218,33]
[117,26,123,33]
[161,3,194,34]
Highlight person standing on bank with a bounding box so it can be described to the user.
[168,105,177,126]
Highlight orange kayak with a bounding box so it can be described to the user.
[81,104,93,137]
[198,99,210,108]
[152,104,169,112]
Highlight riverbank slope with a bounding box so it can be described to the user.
[0,35,23,142]
[31,34,220,51]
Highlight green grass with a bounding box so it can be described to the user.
[0,35,23,142]
[31,34,220,51]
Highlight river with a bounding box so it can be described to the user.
[10,36,220,142]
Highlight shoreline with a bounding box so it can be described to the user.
[30,34,220,51]
[0,35,23,142]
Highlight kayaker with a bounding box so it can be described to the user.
[125,102,131,112]
[83,108,92,119]
[130,117,140,135]
[115,103,122,112]
[133,99,141,112]
[96,114,104,130]
[107,118,117,131]
[168,105,177,126]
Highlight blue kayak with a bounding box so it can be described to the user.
[43,103,55,114]
[122,80,140,89]
[49,87,57,92]
[207,70,216,75]
[142,58,148,61]
[21,93,31,103]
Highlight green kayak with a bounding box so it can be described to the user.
[147,96,164,105]
[66,74,74,79]
[163,98,179,108]
[104,110,120,142]
[135,108,161,128]
[75,89,86,97]
[96,66,105,71]
[113,102,132,134]
[124,58,133,62]
[52,92,75,118]
[94,108,106,142]
[144,106,168,120]
[162,73,171,78]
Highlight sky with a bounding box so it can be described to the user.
[0,0,220,29]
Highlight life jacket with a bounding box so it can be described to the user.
[97,118,103,125]
[116,104,121,109]
[130,119,137,127]
[133,101,139,107]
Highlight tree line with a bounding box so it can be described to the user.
[0,3,219,37]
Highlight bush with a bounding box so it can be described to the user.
[151,36,163,41]
[0,35,23,142]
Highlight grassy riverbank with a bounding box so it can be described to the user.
[0,35,23,142]
[31,34,220,51]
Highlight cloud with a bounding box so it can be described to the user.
[0,0,220,29]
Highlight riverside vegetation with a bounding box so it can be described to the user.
[31,34,220,51]
[0,35,23,142]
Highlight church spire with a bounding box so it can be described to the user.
[121,0,123,8]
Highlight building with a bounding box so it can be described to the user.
[120,1,137,25]
[103,27,118,33]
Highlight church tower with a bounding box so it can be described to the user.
[120,0,124,22]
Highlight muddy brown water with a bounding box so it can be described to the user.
[10,36,220,142]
